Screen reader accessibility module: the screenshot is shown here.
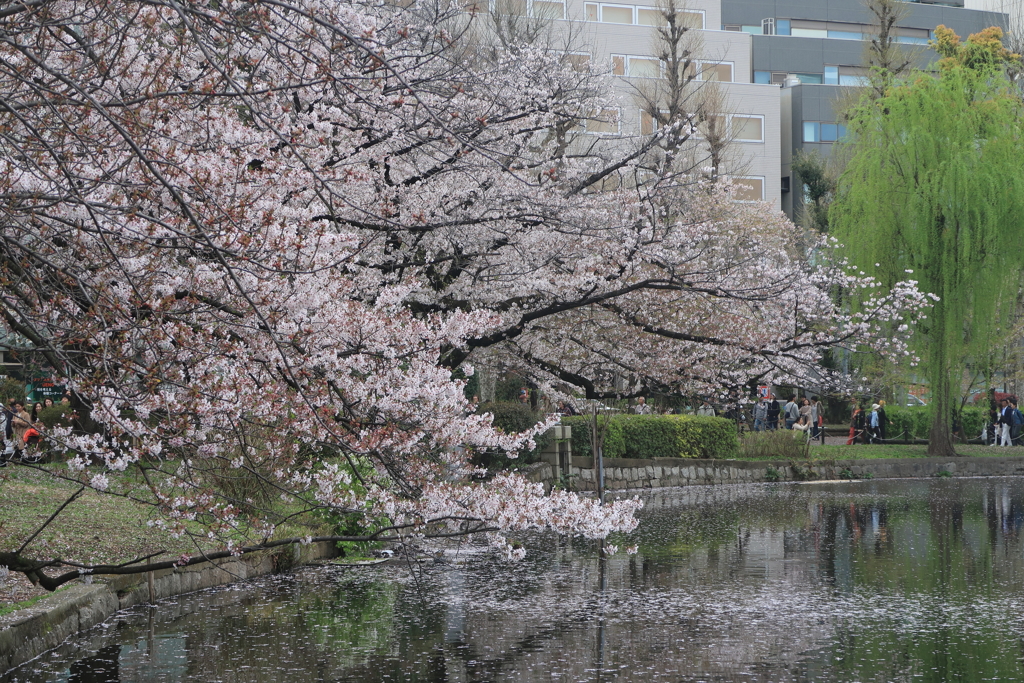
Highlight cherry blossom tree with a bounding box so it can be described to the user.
[0,0,927,589]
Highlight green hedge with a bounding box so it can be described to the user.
[560,414,738,460]
[884,405,987,441]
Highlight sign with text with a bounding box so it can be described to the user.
[28,378,66,402]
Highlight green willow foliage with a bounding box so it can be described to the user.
[831,63,1024,455]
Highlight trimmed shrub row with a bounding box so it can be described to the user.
[559,414,738,460]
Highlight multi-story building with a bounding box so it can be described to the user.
[552,0,1009,214]
[564,0,784,204]
[719,0,1009,216]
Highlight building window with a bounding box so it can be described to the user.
[794,73,823,84]
[640,110,656,135]
[778,19,929,43]
[492,0,527,15]
[533,0,565,18]
[611,55,663,78]
[490,0,564,16]
[637,7,703,28]
[732,177,764,202]
[803,121,848,143]
[601,4,632,23]
[823,66,872,86]
[586,3,703,28]
[695,114,764,142]
[585,109,620,135]
[754,70,771,84]
[732,115,764,142]
[562,52,591,72]
[700,62,733,82]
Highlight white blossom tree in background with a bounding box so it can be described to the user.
[0,0,928,588]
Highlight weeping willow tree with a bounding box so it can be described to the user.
[831,31,1024,456]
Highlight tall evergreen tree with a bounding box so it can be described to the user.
[831,29,1024,456]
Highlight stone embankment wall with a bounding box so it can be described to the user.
[524,455,1024,491]
[0,541,337,674]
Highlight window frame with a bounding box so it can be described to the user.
[562,51,592,72]
[611,54,664,78]
[584,2,703,28]
[731,176,765,202]
[598,3,634,24]
[692,113,763,142]
[492,0,565,17]
[699,61,734,83]
[531,0,566,19]
[583,107,621,136]
[803,121,848,143]
[639,107,671,135]
[731,114,764,143]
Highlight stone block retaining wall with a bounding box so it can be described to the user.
[525,455,1024,491]
[0,541,337,673]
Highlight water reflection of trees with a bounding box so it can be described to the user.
[22,480,1024,683]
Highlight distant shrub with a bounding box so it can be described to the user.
[0,377,26,405]
[739,429,808,460]
[37,404,72,429]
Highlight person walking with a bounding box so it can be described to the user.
[877,400,888,441]
[784,395,800,430]
[766,395,780,430]
[697,400,716,417]
[10,401,30,460]
[1000,398,1014,447]
[848,404,867,445]
[869,404,881,444]
[809,397,820,439]
[753,398,767,432]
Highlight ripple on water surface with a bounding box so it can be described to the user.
[8,478,1024,682]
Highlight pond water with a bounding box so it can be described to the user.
[8,478,1024,682]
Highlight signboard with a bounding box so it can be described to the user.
[757,385,770,399]
[27,378,66,402]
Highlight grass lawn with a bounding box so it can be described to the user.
[0,462,332,608]
[0,464,209,606]
[802,443,1018,460]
